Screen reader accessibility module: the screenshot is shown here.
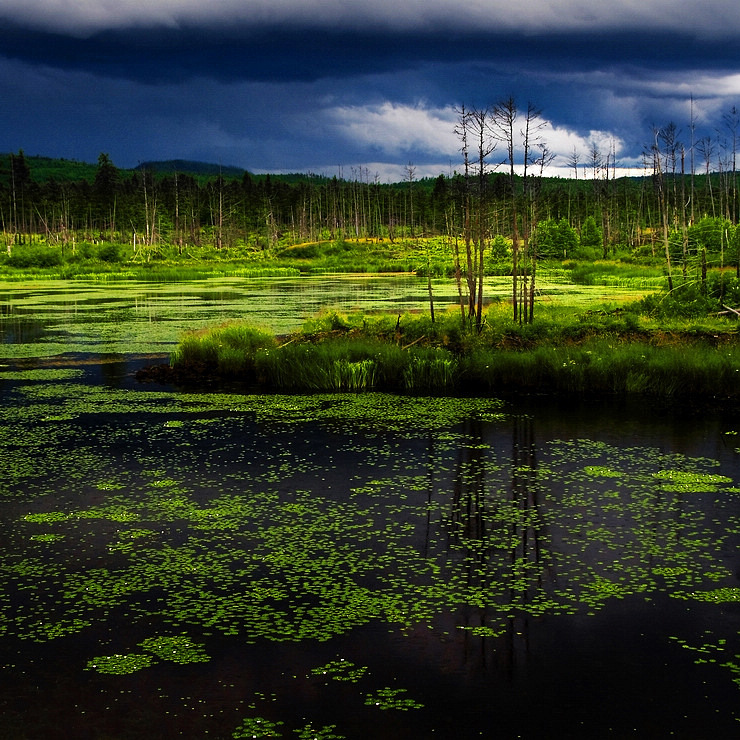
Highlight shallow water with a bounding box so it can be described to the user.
[1,276,738,739]
[0,274,646,358]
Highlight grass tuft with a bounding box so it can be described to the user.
[170,305,740,397]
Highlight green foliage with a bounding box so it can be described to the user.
[96,242,124,263]
[567,261,667,289]
[462,339,740,396]
[489,234,511,260]
[171,307,740,397]
[0,153,98,183]
[171,323,277,378]
[688,217,733,253]
[638,275,740,318]
[5,245,63,268]
[402,350,458,391]
[580,216,603,250]
[531,218,579,259]
[1,151,739,292]
[255,339,404,391]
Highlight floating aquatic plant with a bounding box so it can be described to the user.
[294,723,344,739]
[3,371,740,733]
[85,635,209,674]
[683,587,740,603]
[309,659,368,683]
[138,635,210,664]
[232,717,284,738]
[652,470,734,492]
[363,687,424,711]
[85,653,154,675]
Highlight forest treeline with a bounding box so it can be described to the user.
[1,147,738,257]
[2,113,740,297]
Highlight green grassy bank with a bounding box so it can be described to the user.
[167,301,740,398]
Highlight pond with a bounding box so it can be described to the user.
[1,275,739,739]
[0,273,648,357]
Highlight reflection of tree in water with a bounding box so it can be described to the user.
[99,355,130,388]
[509,414,541,601]
[504,415,541,673]
[442,415,545,673]
[0,315,48,344]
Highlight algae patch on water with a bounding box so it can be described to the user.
[2,374,740,724]
[86,635,209,674]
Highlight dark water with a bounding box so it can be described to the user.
[0,277,738,739]
[1,368,739,739]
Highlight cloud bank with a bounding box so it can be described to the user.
[1,0,738,178]
[4,0,740,37]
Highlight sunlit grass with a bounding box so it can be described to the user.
[171,306,740,397]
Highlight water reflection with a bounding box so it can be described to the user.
[0,315,48,344]
[1,274,738,738]
[0,274,650,359]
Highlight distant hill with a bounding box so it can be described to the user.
[0,154,100,183]
[135,160,247,177]
[0,153,341,187]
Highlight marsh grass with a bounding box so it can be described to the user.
[461,340,740,396]
[171,323,277,379]
[255,339,417,391]
[171,305,740,397]
[567,260,668,289]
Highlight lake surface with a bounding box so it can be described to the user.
[1,276,739,739]
[0,273,648,357]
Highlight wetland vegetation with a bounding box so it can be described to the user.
[2,147,740,736]
[168,276,740,397]
[1,278,740,737]
[1,366,740,737]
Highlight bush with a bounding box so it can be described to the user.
[531,219,579,259]
[97,243,124,263]
[580,216,602,246]
[6,245,63,268]
[638,275,740,318]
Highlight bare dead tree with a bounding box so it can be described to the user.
[491,97,520,321]
[454,105,476,319]
[470,106,496,330]
[566,146,580,223]
[528,141,555,322]
[723,106,739,224]
[518,103,546,323]
[404,162,416,238]
[649,127,675,291]
[697,136,717,218]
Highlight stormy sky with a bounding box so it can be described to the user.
[1,1,739,180]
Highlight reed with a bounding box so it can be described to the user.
[170,323,277,380]
[170,307,740,397]
[255,338,408,390]
[402,351,459,391]
[462,340,740,397]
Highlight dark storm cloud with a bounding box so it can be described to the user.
[3,0,740,39]
[2,1,739,176]
[1,20,736,86]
